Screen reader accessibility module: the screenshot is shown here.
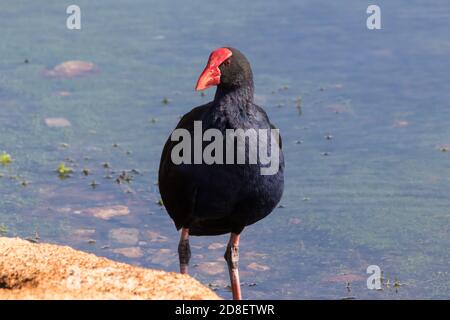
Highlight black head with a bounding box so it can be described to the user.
[195,47,253,91]
[218,47,253,89]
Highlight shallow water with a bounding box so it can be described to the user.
[1,0,449,299]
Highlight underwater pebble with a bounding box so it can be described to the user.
[112,247,143,259]
[247,262,270,272]
[56,207,72,214]
[57,91,72,97]
[208,279,229,290]
[109,228,139,245]
[148,249,176,267]
[145,231,168,242]
[289,218,302,225]
[196,262,225,275]
[83,205,130,220]
[208,243,226,250]
[326,103,348,114]
[45,118,71,128]
[43,60,98,78]
[244,251,268,259]
[394,120,409,128]
[72,229,96,239]
[326,274,365,283]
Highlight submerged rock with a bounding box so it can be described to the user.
[394,120,410,128]
[71,229,96,240]
[325,274,365,283]
[145,231,168,243]
[57,91,72,97]
[45,118,71,128]
[109,228,139,245]
[196,262,225,275]
[289,218,302,225]
[82,205,130,220]
[207,243,226,250]
[43,60,98,78]
[326,103,348,114]
[247,262,270,272]
[112,247,144,259]
[148,248,176,267]
[0,237,220,299]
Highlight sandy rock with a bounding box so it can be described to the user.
[45,118,71,128]
[0,237,220,300]
[83,205,130,220]
[109,228,139,245]
[44,61,98,78]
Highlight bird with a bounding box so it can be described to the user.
[158,47,284,300]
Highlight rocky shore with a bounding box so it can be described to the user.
[0,237,220,300]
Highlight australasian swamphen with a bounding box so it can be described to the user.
[158,47,284,299]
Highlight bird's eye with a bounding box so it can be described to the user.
[223,59,231,66]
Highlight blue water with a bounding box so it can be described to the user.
[0,0,449,299]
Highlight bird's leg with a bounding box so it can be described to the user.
[224,233,242,300]
[178,228,191,274]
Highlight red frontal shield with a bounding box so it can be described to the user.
[195,48,233,91]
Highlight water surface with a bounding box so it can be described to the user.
[1,0,449,299]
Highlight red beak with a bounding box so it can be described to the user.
[195,48,233,91]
